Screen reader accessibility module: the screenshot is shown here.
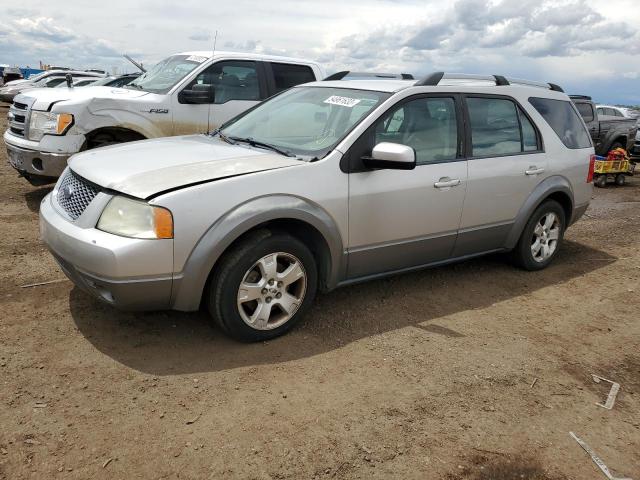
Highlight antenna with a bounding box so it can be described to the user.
[212,30,218,57]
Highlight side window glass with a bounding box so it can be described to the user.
[529,97,592,149]
[575,103,594,122]
[467,97,521,156]
[519,108,539,151]
[271,63,315,93]
[185,61,260,104]
[374,97,458,164]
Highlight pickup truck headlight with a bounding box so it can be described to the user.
[28,111,74,141]
[97,196,173,239]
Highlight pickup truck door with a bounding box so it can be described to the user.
[575,101,600,147]
[347,95,467,278]
[171,60,267,135]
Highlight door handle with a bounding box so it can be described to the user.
[434,177,461,188]
[525,166,545,176]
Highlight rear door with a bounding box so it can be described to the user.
[264,62,317,95]
[453,95,546,257]
[347,94,468,278]
[575,101,600,146]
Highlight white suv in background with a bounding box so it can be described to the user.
[5,51,324,185]
[40,72,594,341]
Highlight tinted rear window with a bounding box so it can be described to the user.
[271,63,315,93]
[529,97,592,149]
[575,102,594,122]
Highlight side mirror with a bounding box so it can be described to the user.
[362,142,416,170]
[179,83,214,104]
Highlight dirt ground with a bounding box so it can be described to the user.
[0,104,638,480]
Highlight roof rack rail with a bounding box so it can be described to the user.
[414,72,564,92]
[324,71,414,81]
[568,94,592,100]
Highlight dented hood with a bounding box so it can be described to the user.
[16,86,150,111]
[69,135,303,199]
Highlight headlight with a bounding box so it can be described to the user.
[28,111,73,141]
[97,196,173,239]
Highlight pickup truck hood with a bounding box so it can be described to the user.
[69,135,304,199]
[4,79,31,86]
[16,86,149,111]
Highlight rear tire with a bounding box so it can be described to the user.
[615,174,626,186]
[512,200,566,271]
[594,174,607,188]
[206,230,318,342]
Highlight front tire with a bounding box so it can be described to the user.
[615,173,626,186]
[207,230,318,342]
[513,200,566,271]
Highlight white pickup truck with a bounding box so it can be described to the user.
[5,51,324,185]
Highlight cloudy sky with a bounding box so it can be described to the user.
[1,0,639,104]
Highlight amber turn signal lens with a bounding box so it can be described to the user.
[153,207,174,239]
[56,113,74,134]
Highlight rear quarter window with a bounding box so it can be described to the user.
[271,63,316,93]
[575,102,594,123]
[529,97,592,149]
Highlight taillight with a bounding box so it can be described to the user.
[587,154,595,183]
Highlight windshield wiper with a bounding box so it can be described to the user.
[228,136,295,157]
[209,128,236,145]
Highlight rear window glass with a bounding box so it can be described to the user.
[529,97,592,149]
[575,103,594,122]
[271,63,316,93]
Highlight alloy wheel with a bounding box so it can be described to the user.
[531,212,560,262]
[236,252,307,330]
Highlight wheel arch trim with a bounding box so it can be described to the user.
[171,195,345,311]
[505,175,574,249]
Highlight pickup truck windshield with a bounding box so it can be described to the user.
[220,87,390,158]
[126,54,207,94]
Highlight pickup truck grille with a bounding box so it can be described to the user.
[8,101,29,138]
[56,169,99,220]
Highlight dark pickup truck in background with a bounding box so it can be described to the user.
[570,95,638,158]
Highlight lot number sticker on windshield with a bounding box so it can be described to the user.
[324,96,361,108]
[185,55,208,63]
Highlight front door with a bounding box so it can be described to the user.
[347,95,468,278]
[172,60,264,135]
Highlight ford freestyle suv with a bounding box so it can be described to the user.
[5,51,324,185]
[40,72,594,342]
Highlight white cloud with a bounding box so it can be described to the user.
[0,0,638,103]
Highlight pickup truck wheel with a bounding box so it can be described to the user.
[207,231,318,342]
[512,200,565,271]
[609,142,623,153]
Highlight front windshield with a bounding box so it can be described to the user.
[221,87,390,158]
[90,77,116,86]
[27,72,48,82]
[126,54,208,94]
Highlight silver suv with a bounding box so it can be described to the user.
[40,72,595,341]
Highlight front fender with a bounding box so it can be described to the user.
[504,175,574,249]
[171,195,345,311]
[83,100,170,138]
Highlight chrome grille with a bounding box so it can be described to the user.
[8,101,29,138]
[56,170,99,220]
